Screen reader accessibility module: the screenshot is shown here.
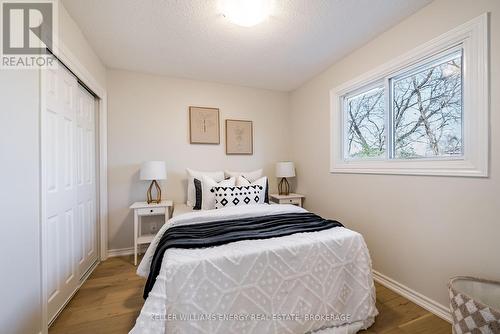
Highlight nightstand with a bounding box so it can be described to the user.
[130,200,173,265]
[269,193,305,207]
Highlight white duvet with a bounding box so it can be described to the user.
[132,204,377,334]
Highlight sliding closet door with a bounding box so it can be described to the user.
[76,86,98,277]
[43,62,98,322]
[44,64,79,321]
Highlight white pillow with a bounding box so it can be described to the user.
[225,169,263,185]
[214,184,266,209]
[237,176,267,204]
[201,175,236,210]
[186,168,224,207]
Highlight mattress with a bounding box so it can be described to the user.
[131,204,377,334]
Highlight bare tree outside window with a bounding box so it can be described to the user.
[342,51,462,161]
[345,87,385,159]
[392,52,463,158]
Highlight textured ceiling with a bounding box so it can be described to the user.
[62,0,432,91]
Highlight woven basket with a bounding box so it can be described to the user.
[449,276,500,334]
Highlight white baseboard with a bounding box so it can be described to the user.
[107,246,147,258]
[107,247,134,257]
[373,270,452,323]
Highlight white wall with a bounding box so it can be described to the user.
[0,1,106,333]
[0,70,42,334]
[289,0,500,308]
[107,69,290,250]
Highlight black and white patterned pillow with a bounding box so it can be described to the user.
[193,176,236,210]
[238,176,269,204]
[212,185,265,209]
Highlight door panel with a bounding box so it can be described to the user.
[45,65,78,321]
[46,215,59,303]
[43,63,98,323]
[63,209,75,284]
[76,203,84,267]
[76,87,98,277]
[46,110,58,193]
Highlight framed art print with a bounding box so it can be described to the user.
[225,119,253,155]
[189,106,220,144]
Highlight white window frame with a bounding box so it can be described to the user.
[330,14,489,177]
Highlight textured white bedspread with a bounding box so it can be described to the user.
[131,204,377,334]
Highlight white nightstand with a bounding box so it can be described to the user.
[269,193,305,207]
[130,200,173,265]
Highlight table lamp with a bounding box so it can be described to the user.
[140,161,166,204]
[276,161,295,196]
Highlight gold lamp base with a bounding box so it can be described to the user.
[146,180,162,204]
[278,177,290,196]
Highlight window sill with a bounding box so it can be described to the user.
[330,158,488,177]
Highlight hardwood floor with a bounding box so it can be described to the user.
[49,256,451,334]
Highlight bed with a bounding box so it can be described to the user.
[130,204,377,334]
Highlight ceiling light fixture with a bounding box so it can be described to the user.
[219,0,272,27]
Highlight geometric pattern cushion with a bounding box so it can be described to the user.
[201,176,236,210]
[212,185,264,209]
[237,176,270,204]
[449,278,500,334]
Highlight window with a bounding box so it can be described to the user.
[330,14,488,177]
[345,85,385,159]
[392,50,462,160]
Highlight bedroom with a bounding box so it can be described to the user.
[0,0,499,333]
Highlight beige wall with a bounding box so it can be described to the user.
[289,0,500,308]
[0,1,106,333]
[107,69,290,250]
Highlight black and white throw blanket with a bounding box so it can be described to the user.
[144,212,343,299]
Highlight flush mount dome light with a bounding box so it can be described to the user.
[219,0,272,27]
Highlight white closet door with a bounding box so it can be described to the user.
[76,87,98,277]
[43,63,98,322]
[44,64,79,321]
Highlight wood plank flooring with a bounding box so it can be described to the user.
[49,256,451,334]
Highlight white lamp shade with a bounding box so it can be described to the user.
[140,161,167,180]
[276,161,295,178]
